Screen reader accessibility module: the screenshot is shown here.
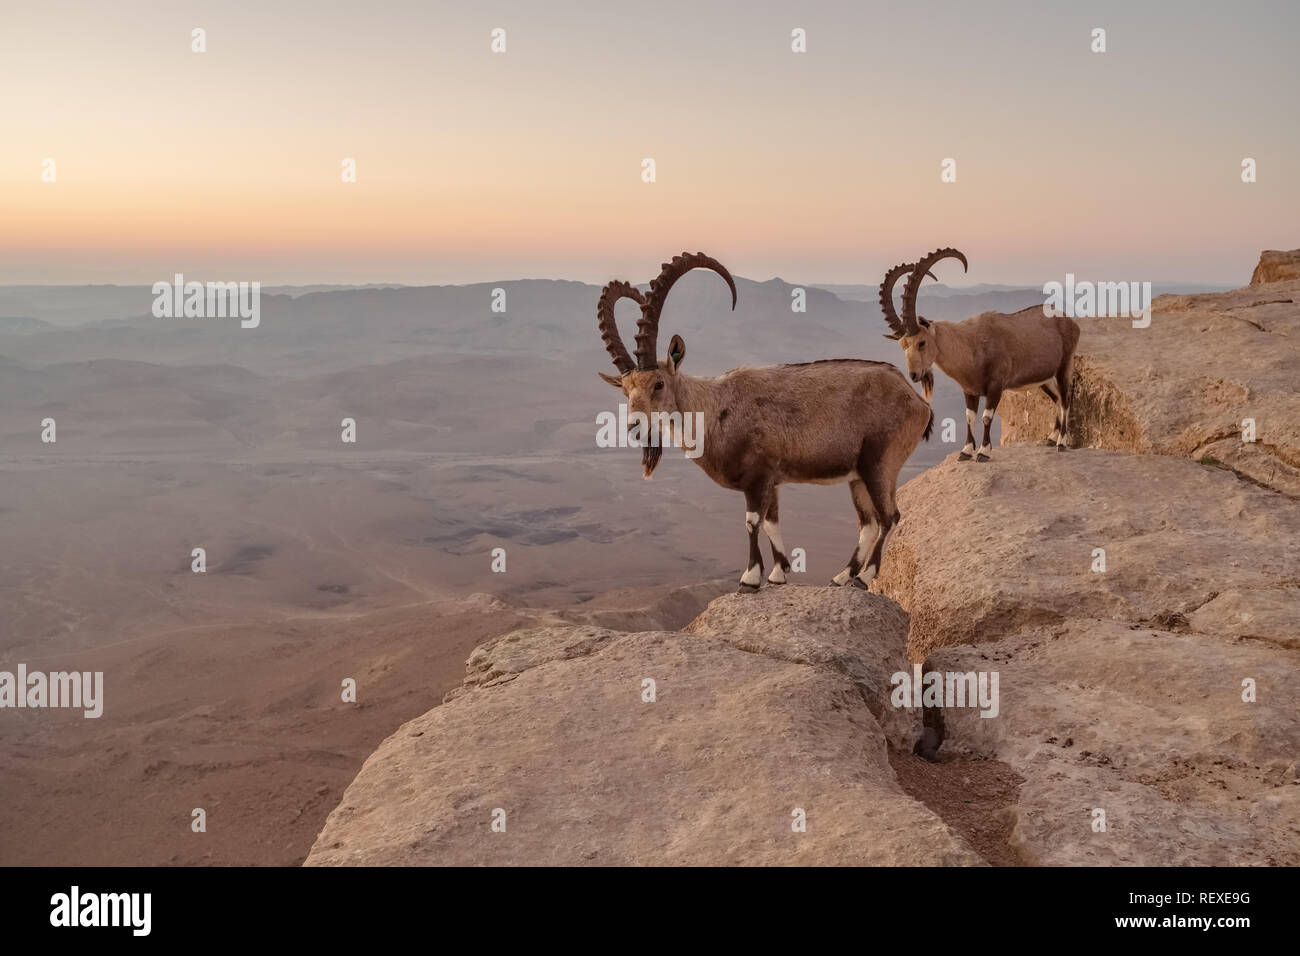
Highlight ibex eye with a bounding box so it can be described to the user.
[654,381,664,391]
[918,341,926,349]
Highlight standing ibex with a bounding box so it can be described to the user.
[597,252,933,592]
[881,248,1081,460]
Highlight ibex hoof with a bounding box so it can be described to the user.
[1056,443,1070,452]
[737,582,761,594]
[848,577,870,591]
[975,453,991,462]
[957,452,973,462]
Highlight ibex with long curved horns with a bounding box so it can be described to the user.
[881,248,1081,460]
[598,252,933,592]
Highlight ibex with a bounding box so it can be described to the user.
[597,252,933,592]
[881,248,1081,460]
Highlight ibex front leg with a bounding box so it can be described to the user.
[976,388,1001,462]
[958,394,979,461]
[738,483,771,593]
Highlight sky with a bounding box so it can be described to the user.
[2,0,1297,286]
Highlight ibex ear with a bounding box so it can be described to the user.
[598,372,625,389]
[666,334,686,373]
[882,332,902,341]
[917,317,932,328]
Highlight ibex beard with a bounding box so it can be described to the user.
[645,411,705,475]
[597,252,934,593]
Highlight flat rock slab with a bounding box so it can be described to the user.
[685,587,920,748]
[932,619,1300,865]
[306,589,981,866]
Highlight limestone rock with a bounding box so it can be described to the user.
[685,586,920,749]
[305,588,981,866]
[877,446,1300,659]
[1251,249,1300,285]
[932,620,1300,865]
[873,444,1300,865]
[997,281,1300,496]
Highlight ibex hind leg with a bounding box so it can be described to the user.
[852,461,901,589]
[738,484,772,593]
[1039,383,1062,447]
[1054,361,1073,451]
[762,491,791,585]
[832,479,879,588]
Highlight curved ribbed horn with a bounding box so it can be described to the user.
[597,280,646,375]
[879,262,936,338]
[901,248,967,332]
[634,252,737,371]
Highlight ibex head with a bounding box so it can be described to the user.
[881,248,967,401]
[597,253,737,476]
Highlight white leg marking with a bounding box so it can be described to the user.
[831,567,851,586]
[856,525,895,585]
[745,510,760,533]
[763,519,787,583]
[965,408,977,431]
[961,442,975,456]
[856,521,877,559]
[762,519,786,558]
[849,521,880,575]
[740,563,762,586]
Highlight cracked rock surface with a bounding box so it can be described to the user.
[306,587,981,865]
[998,267,1300,497]
[874,443,1300,865]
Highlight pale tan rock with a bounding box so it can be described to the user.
[685,587,921,749]
[873,443,1300,865]
[875,446,1300,660]
[309,419,1300,867]
[441,624,624,702]
[306,589,981,866]
[998,279,1300,496]
[931,619,1300,865]
[1187,588,1300,650]
[1251,249,1300,285]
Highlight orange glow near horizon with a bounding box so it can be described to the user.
[3,1,1297,286]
